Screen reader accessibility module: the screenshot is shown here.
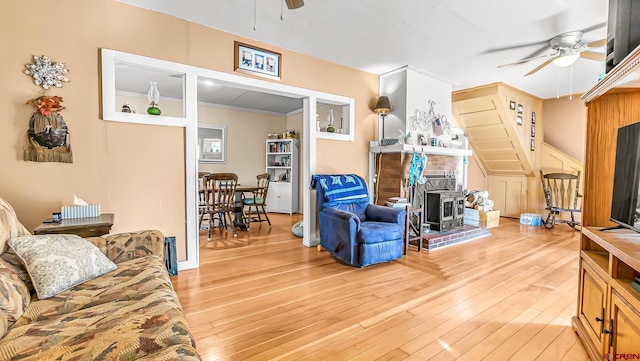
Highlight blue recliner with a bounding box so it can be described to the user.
[310,174,406,267]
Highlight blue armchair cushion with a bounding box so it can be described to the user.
[243,198,264,205]
[310,174,369,202]
[359,221,404,244]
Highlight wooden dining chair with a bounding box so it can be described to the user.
[197,172,211,228]
[200,173,239,238]
[242,173,272,229]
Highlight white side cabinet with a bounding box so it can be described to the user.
[265,139,298,214]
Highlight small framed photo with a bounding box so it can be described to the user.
[517,104,523,114]
[531,112,536,124]
[531,124,535,137]
[234,41,281,80]
[509,101,516,110]
[517,115,523,125]
[530,139,535,151]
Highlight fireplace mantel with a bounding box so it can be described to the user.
[369,141,472,156]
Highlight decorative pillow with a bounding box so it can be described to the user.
[9,234,117,299]
[0,312,7,339]
[0,262,30,328]
[292,220,303,238]
[0,198,25,255]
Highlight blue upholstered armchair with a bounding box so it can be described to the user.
[310,174,406,267]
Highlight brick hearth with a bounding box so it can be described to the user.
[409,225,491,250]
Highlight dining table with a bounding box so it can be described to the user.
[199,184,262,232]
[233,185,261,229]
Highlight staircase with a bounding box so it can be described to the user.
[452,82,542,177]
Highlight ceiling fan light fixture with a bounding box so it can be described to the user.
[285,0,304,9]
[552,53,580,68]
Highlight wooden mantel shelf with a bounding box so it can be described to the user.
[369,141,472,156]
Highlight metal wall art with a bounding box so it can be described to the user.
[408,100,452,136]
[23,55,72,163]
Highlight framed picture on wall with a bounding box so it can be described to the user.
[517,104,523,114]
[517,115,523,125]
[531,124,535,137]
[531,139,535,151]
[234,41,281,80]
[510,101,516,110]
[531,112,536,124]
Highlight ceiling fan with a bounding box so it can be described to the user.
[496,28,607,76]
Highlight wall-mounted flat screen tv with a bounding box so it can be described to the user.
[610,122,640,232]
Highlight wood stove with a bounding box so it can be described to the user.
[413,175,465,232]
[424,190,465,232]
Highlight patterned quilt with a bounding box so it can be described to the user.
[0,255,200,360]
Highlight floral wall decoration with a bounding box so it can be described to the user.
[23,55,72,163]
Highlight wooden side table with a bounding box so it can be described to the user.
[34,213,114,238]
[404,206,423,253]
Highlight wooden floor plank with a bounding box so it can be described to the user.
[172,214,590,360]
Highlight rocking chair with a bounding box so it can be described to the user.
[539,170,582,230]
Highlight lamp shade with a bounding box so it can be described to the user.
[374,96,391,114]
[285,0,304,9]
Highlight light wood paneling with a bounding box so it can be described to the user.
[584,90,640,226]
[488,175,528,217]
[452,83,543,178]
[173,214,589,360]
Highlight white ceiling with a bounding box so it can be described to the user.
[117,0,609,102]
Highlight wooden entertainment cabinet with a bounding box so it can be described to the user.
[576,45,640,360]
[574,227,640,360]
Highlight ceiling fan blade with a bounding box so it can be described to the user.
[581,22,607,34]
[586,38,607,48]
[497,51,558,68]
[525,58,555,76]
[580,51,606,61]
[483,40,550,54]
[285,0,304,9]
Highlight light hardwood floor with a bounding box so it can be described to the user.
[172,214,590,361]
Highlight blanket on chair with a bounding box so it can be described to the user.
[310,174,369,201]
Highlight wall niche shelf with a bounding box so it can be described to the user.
[101,48,194,127]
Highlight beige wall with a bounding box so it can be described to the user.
[542,95,587,163]
[197,105,287,185]
[0,0,378,261]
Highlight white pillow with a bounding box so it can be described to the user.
[8,234,117,299]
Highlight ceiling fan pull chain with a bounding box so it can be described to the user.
[253,0,257,31]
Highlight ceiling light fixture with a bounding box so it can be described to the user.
[552,53,580,68]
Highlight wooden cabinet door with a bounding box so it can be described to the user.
[578,261,608,353]
[609,291,640,357]
[487,175,528,217]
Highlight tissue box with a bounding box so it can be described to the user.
[61,204,101,219]
[519,213,543,226]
